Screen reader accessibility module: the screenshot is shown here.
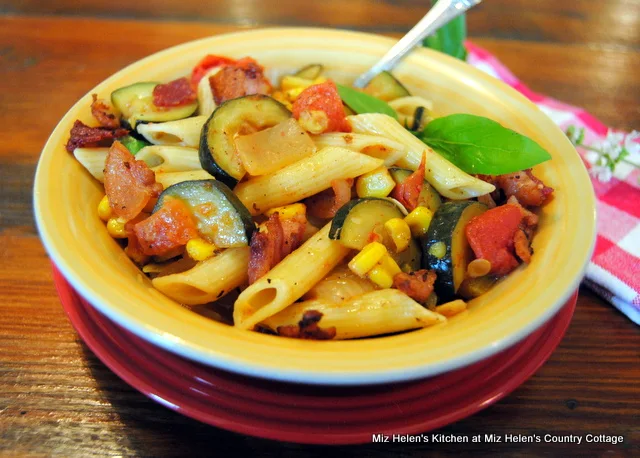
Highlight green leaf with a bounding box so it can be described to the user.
[120,135,150,155]
[418,114,552,175]
[336,84,397,119]
[423,0,467,60]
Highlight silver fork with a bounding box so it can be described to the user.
[352,0,482,88]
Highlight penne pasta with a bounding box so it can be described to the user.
[347,114,495,199]
[312,132,407,166]
[73,147,109,182]
[137,116,207,148]
[234,146,383,215]
[152,247,250,305]
[154,170,215,189]
[302,264,375,303]
[197,67,222,118]
[261,289,446,339]
[136,145,202,174]
[233,224,350,330]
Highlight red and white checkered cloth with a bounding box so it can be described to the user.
[466,42,640,325]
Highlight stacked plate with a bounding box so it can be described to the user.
[53,266,576,445]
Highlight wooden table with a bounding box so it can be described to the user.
[1,1,639,456]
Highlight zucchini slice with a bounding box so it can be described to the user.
[458,275,499,300]
[364,71,411,102]
[330,197,421,269]
[154,180,255,248]
[199,95,291,187]
[388,167,442,213]
[111,82,198,128]
[421,201,487,302]
[294,64,324,80]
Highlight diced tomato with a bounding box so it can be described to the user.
[292,81,350,133]
[103,142,162,222]
[465,204,524,276]
[391,153,426,211]
[153,77,196,107]
[133,198,198,256]
[190,54,237,86]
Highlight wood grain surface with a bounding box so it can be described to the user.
[1,1,639,456]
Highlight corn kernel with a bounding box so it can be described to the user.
[404,206,434,237]
[367,264,395,289]
[378,254,402,277]
[355,166,396,198]
[97,195,112,221]
[186,238,217,261]
[106,217,127,238]
[298,110,329,134]
[428,241,447,259]
[348,242,387,277]
[272,91,293,110]
[383,218,412,252]
[264,203,306,219]
[281,75,314,92]
[284,87,305,101]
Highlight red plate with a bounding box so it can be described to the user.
[53,266,577,444]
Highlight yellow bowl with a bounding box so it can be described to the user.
[34,28,596,385]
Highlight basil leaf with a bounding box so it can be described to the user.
[418,114,552,175]
[423,0,467,60]
[336,84,397,119]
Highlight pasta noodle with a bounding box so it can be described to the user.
[312,132,407,166]
[261,289,446,339]
[234,146,383,215]
[152,247,250,305]
[347,114,495,199]
[137,116,207,148]
[388,96,434,129]
[233,224,350,330]
[154,170,215,189]
[197,67,222,118]
[302,264,375,303]
[136,145,202,174]
[73,147,109,182]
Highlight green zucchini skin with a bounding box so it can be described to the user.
[198,94,291,188]
[421,201,487,302]
[364,71,411,102]
[329,197,396,244]
[294,64,324,80]
[154,179,255,247]
[388,167,442,213]
[111,82,198,128]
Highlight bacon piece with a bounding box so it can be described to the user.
[495,169,554,207]
[513,228,532,263]
[248,213,307,284]
[392,269,437,304]
[65,120,128,152]
[276,310,336,340]
[91,94,120,129]
[190,54,236,86]
[477,193,497,209]
[153,77,196,107]
[103,141,163,221]
[304,178,354,219]
[465,204,524,276]
[390,153,426,212]
[210,58,272,105]
[292,80,350,133]
[133,198,198,256]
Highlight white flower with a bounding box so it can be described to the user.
[584,150,600,165]
[566,126,584,144]
[589,163,612,182]
[624,130,640,160]
[598,130,624,160]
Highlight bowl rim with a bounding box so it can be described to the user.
[34,27,597,386]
